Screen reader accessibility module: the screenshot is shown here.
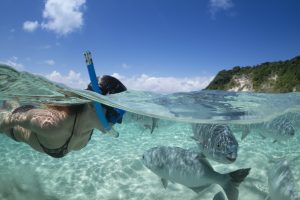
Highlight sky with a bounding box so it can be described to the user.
[0,0,300,93]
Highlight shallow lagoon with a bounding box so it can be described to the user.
[0,64,300,200]
[0,115,300,200]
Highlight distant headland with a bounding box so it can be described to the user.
[205,55,300,93]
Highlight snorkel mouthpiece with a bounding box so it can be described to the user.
[84,51,119,138]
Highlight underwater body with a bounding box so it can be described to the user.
[0,64,300,200]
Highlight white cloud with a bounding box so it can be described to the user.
[0,57,24,71]
[44,70,213,93]
[209,0,233,16]
[111,73,214,94]
[45,59,55,66]
[41,0,86,35]
[121,63,130,69]
[23,21,39,32]
[45,70,88,89]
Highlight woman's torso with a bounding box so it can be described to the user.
[14,103,99,156]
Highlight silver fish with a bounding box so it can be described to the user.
[123,112,158,134]
[191,124,238,164]
[142,146,250,200]
[240,115,295,142]
[266,159,300,200]
[264,116,295,140]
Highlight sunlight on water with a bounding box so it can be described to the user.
[0,64,300,200]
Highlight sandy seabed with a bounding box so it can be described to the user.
[0,119,299,200]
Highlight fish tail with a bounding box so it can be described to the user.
[221,168,251,200]
[241,126,250,140]
[213,191,226,200]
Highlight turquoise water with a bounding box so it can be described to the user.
[0,64,300,200]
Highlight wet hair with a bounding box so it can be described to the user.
[86,75,127,95]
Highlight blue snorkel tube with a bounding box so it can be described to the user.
[84,51,119,138]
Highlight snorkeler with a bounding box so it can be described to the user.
[0,75,127,158]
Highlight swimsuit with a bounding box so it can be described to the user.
[35,112,78,158]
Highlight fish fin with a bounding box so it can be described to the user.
[161,178,168,189]
[221,168,251,200]
[150,118,158,134]
[190,136,197,141]
[213,191,226,200]
[150,126,155,134]
[189,185,210,193]
[241,126,250,140]
[264,195,271,200]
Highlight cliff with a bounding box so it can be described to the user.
[205,56,300,92]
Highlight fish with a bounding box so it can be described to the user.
[266,159,300,200]
[285,112,300,130]
[142,146,250,200]
[144,118,159,134]
[191,123,238,164]
[123,112,159,134]
[240,115,295,142]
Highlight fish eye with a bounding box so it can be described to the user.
[142,155,145,159]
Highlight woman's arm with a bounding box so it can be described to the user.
[1,108,68,133]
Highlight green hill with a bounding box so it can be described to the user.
[205,55,300,93]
